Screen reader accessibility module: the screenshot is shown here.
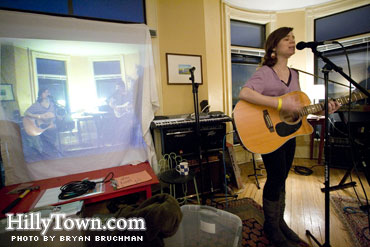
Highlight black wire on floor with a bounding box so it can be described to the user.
[293,165,313,176]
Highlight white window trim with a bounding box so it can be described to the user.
[317,36,370,53]
[31,51,70,102]
[221,1,276,118]
[89,55,126,87]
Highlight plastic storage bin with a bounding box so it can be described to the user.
[164,205,242,247]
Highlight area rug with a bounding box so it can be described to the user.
[330,195,370,247]
[216,198,309,247]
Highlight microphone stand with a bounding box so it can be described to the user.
[292,67,350,88]
[189,67,206,204]
[305,46,370,247]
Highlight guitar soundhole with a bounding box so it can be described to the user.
[39,123,49,129]
[280,111,301,125]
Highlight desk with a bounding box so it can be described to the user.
[307,116,325,164]
[0,162,159,218]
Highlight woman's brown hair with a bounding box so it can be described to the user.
[262,27,293,67]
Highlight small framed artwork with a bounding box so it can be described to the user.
[0,84,15,101]
[166,53,202,84]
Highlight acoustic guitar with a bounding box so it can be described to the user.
[23,112,55,136]
[233,90,368,154]
[112,102,129,118]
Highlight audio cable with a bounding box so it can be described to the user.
[58,172,114,200]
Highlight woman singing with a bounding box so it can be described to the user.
[239,27,340,246]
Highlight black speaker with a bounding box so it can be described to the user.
[328,137,369,172]
[329,112,370,169]
[329,137,352,169]
[161,123,226,157]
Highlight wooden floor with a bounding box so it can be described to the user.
[234,158,370,247]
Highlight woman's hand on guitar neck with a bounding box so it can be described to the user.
[328,100,341,114]
[316,100,341,115]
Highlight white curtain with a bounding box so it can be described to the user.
[0,10,159,185]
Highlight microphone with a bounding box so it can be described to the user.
[189,67,196,72]
[296,40,338,50]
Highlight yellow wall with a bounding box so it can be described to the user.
[156,0,208,115]
[276,11,306,69]
[203,0,224,112]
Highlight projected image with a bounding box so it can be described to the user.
[0,38,145,163]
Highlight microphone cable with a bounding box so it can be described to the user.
[293,165,313,176]
[58,172,114,200]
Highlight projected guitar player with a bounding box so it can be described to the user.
[108,81,130,118]
[105,80,131,145]
[23,88,61,158]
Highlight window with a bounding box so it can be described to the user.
[72,0,145,23]
[314,5,370,99]
[315,5,370,42]
[315,42,370,98]
[36,58,69,110]
[230,21,265,107]
[230,19,265,144]
[0,0,68,15]
[230,20,265,48]
[0,0,146,23]
[231,54,262,108]
[93,60,124,106]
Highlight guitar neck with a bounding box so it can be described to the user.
[298,91,368,117]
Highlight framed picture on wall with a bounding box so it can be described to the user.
[166,53,203,84]
[0,84,15,101]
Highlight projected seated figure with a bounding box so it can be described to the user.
[22,87,62,162]
[105,81,131,146]
[108,82,130,119]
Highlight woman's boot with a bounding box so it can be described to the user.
[263,196,296,247]
[279,191,301,243]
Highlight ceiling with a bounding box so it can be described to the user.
[224,0,337,11]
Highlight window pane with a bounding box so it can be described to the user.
[96,78,122,100]
[315,5,370,41]
[36,58,69,111]
[93,61,121,75]
[38,78,68,106]
[93,60,123,102]
[232,63,259,107]
[315,43,370,101]
[0,0,68,14]
[36,58,66,75]
[0,0,145,23]
[72,0,145,23]
[230,20,265,48]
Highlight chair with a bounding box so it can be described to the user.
[158,153,200,204]
[0,120,30,185]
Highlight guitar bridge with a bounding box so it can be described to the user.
[263,110,275,133]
